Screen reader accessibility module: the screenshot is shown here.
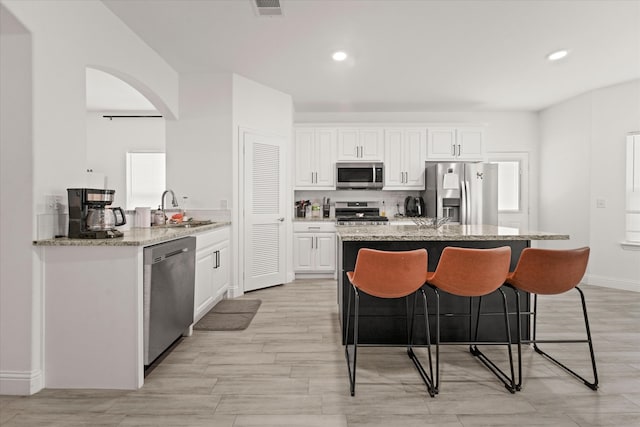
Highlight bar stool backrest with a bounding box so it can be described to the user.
[347,248,428,298]
[427,246,511,297]
[507,247,590,295]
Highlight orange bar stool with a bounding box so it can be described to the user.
[425,246,515,394]
[344,248,434,397]
[505,247,598,391]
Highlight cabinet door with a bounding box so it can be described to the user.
[457,127,484,160]
[427,128,456,159]
[293,234,314,271]
[359,128,383,160]
[337,129,360,160]
[315,233,336,271]
[212,241,230,300]
[194,249,215,319]
[314,128,336,187]
[294,129,316,186]
[384,129,404,187]
[403,129,426,188]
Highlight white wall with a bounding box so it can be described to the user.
[166,73,233,210]
[539,79,640,291]
[0,7,37,395]
[0,0,179,395]
[86,113,165,208]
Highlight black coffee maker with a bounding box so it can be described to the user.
[404,196,425,217]
[67,188,126,239]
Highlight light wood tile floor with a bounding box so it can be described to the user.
[1,280,639,426]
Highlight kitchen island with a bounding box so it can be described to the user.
[33,222,230,390]
[337,224,568,345]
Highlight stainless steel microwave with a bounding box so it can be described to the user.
[336,162,384,189]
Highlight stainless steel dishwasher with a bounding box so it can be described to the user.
[143,236,196,365]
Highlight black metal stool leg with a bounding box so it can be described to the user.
[407,289,435,397]
[345,285,359,396]
[469,289,516,393]
[433,287,440,394]
[510,286,523,391]
[531,287,599,390]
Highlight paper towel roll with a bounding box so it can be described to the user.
[135,207,151,228]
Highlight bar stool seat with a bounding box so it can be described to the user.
[344,248,434,397]
[505,247,598,391]
[424,246,515,394]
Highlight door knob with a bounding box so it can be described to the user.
[277,217,285,222]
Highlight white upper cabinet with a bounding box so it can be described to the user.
[384,128,426,189]
[294,127,336,189]
[427,127,485,160]
[337,128,384,161]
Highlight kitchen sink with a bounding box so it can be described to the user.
[156,220,214,228]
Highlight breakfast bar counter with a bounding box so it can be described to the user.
[336,224,569,344]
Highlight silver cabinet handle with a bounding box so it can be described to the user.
[308,226,321,230]
[457,144,461,156]
[452,144,456,156]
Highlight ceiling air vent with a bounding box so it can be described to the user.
[254,0,282,16]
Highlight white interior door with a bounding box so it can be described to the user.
[488,152,529,230]
[243,130,286,292]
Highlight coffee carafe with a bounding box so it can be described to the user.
[86,207,126,231]
[67,188,126,239]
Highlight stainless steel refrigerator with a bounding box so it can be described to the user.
[424,162,498,225]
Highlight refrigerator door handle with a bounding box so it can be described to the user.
[460,180,468,225]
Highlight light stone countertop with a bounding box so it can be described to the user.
[336,224,569,242]
[292,217,335,222]
[33,222,231,247]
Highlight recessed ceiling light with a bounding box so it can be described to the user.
[547,49,569,61]
[332,51,348,61]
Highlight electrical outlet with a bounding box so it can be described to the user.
[45,195,63,213]
[596,199,606,208]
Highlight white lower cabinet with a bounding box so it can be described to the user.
[194,227,230,322]
[293,222,336,273]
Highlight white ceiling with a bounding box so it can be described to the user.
[100,0,640,113]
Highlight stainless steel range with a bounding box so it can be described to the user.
[335,201,389,225]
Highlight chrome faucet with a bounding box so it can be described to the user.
[161,189,178,222]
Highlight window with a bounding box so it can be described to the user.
[126,152,165,210]
[496,160,521,212]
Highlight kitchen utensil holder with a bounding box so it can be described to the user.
[296,205,306,218]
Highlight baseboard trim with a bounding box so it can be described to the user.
[584,274,639,292]
[0,369,43,395]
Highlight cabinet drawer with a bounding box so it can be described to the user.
[196,226,230,250]
[293,222,336,233]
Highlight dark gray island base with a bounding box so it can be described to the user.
[337,224,569,345]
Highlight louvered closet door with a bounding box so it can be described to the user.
[243,130,286,292]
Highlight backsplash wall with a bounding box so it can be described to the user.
[294,189,423,218]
